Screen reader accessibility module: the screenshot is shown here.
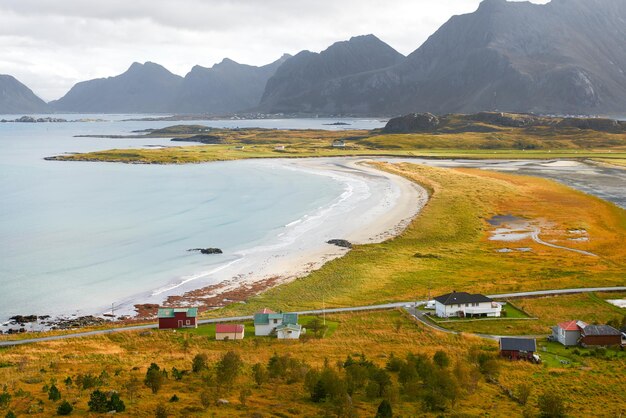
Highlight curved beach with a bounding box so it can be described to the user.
[129,157,428,315]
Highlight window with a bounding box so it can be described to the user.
[186,320,190,325]
[465,303,469,307]
[273,319,278,324]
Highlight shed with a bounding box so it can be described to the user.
[580,324,622,347]
[499,337,537,361]
[276,323,303,339]
[332,140,346,148]
[157,307,198,329]
[215,324,245,340]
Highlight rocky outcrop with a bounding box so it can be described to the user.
[383,113,440,133]
[327,239,353,249]
[188,248,223,254]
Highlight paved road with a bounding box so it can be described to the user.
[1,286,624,347]
[530,228,597,257]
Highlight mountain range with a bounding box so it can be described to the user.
[2,0,625,116]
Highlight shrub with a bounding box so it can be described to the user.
[169,394,179,402]
[516,383,532,406]
[252,363,269,387]
[192,354,208,373]
[57,400,73,415]
[108,392,125,412]
[87,390,108,413]
[385,354,403,372]
[155,403,169,418]
[217,351,242,388]
[5,412,17,418]
[48,384,61,401]
[145,363,165,394]
[538,391,567,418]
[0,392,11,408]
[433,350,450,368]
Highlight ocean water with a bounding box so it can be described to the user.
[0,116,385,321]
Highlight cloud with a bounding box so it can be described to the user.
[0,0,550,101]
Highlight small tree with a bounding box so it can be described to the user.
[0,392,11,408]
[217,351,242,388]
[538,391,567,418]
[57,400,73,415]
[63,377,73,388]
[252,363,268,387]
[5,412,17,418]
[433,351,450,368]
[107,392,125,412]
[88,390,109,413]
[145,363,165,394]
[192,354,208,373]
[375,399,393,418]
[48,384,61,401]
[124,375,141,404]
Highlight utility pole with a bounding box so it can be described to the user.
[111,302,116,317]
[323,296,326,326]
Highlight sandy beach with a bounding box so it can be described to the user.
[131,157,428,317]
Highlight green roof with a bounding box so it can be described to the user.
[254,312,298,325]
[157,307,198,318]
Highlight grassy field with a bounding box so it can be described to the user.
[1,310,625,417]
[205,163,626,319]
[48,124,626,164]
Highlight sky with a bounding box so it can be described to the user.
[0,0,549,101]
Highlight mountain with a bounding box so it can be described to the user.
[0,75,49,114]
[172,55,290,114]
[259,0,626,116]
[50,62,183,113]
[258,34,405,113]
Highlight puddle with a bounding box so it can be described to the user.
[487,214,523,226]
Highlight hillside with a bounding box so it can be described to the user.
[258,34,404,113]
[259,0,626,116]
[171,55,290,114]
[0,75,49,114]
[49,62,184,113]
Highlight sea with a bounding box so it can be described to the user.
[0,115,385,322]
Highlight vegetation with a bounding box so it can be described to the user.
[49,121,626,165]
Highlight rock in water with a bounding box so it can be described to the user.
[327,239,353,249]
[188,248,223,254]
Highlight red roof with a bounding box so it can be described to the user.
[558,320,581,331]
[216,324,244,333]
[258,308,275,314]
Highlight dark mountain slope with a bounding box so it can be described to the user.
[0,75,49,114]
[50,62,183,113]
[259,34,405,113]
[172,54,290,114]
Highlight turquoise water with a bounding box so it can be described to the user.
[0,116,385,321]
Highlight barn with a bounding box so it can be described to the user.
[157,307,198,330]
[580,324,622,347]
[499,337,538,361]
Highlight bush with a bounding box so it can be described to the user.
[385,354,403,372]
[108,392,125,412]
[252,363,269,387]
[57,400,73,415]
[433,350,450,368]
[88,390,109,413]
[516,383,532,406]
[0,392,11,408]
[192,354,208,373]
[169,394,179,402]
[155,403,169,418]
[217,351,242,388]
[538,391,567,418]
[48,384,61,402]
[5,412,16,418]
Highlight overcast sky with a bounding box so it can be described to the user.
[0,0,549,101]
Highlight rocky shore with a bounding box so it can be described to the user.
[1,314,112,334]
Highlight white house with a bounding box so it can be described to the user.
[551,320,585,346]
[434,291,502,318]
[276,323,302,339]
[332,140,346,148]
[253,308,300,337]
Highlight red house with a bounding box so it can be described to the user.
[580,324,622,347]
[499,337,538,362]
[157,307,198,329]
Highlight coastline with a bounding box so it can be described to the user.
[133,158,428,318]
[2,157,427,331]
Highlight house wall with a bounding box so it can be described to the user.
[277,329,301,339]
[216,331,244,340]
[435,301,500,318]
[255,322,280,336]
[557,329,580,346]
[500,350,533,360]
[581,335,621,346]
[159,313,196,329]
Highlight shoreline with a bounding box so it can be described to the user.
[2,158,428,331]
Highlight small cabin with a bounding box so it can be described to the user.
[215,324,245,340]
[499,337,538,362]
[276,323,302,339]
[254,308,300,338]
[551,320,585,346]
[332,140,346,148]
[158,307,198,329]
[274,145,286,151]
